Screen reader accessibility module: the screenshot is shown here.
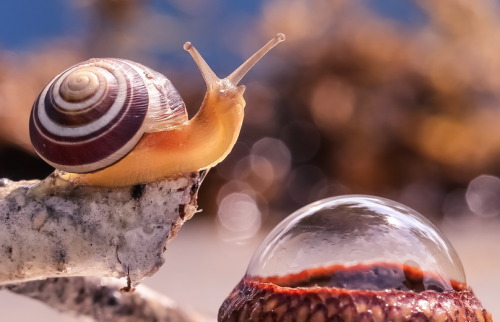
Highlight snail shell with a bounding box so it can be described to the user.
[29,58,187,173]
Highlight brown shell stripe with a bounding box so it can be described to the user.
[29,59,149,169]
[43,68,118,126]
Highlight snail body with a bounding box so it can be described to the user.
[30,34,285,187]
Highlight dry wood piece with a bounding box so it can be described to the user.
[0,171,206,288]
[7,276,207,322]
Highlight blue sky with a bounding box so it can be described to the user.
[0,0,423,51]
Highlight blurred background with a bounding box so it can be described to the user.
[0,0,499,320]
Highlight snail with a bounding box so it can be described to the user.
[219,195,492,321]
[29,34,285,187]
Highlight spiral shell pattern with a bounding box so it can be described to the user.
[29,58,186,173]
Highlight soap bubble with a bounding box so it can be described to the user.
[247,195,465,292]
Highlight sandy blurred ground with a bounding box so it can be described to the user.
[0,213,498,321]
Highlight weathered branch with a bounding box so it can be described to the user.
[6,276,208,322]
[0,171,206,288]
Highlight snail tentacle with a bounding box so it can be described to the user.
[227,33,285,85]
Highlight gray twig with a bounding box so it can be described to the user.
[0,172,205,286]
[0,171,207,320]
[7,276,208,322]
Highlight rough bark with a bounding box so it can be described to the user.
[0,170,206,288]
[7,276,208,322]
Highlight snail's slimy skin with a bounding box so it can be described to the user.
[218,263,492,322]
[62,83,246,186]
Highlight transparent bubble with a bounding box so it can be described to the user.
[247,195,466,292]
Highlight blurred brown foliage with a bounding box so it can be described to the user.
[1,0,500,227]
[250,0,500,220]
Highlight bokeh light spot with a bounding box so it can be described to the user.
[466,174,500,218]
[217,192,262,243]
